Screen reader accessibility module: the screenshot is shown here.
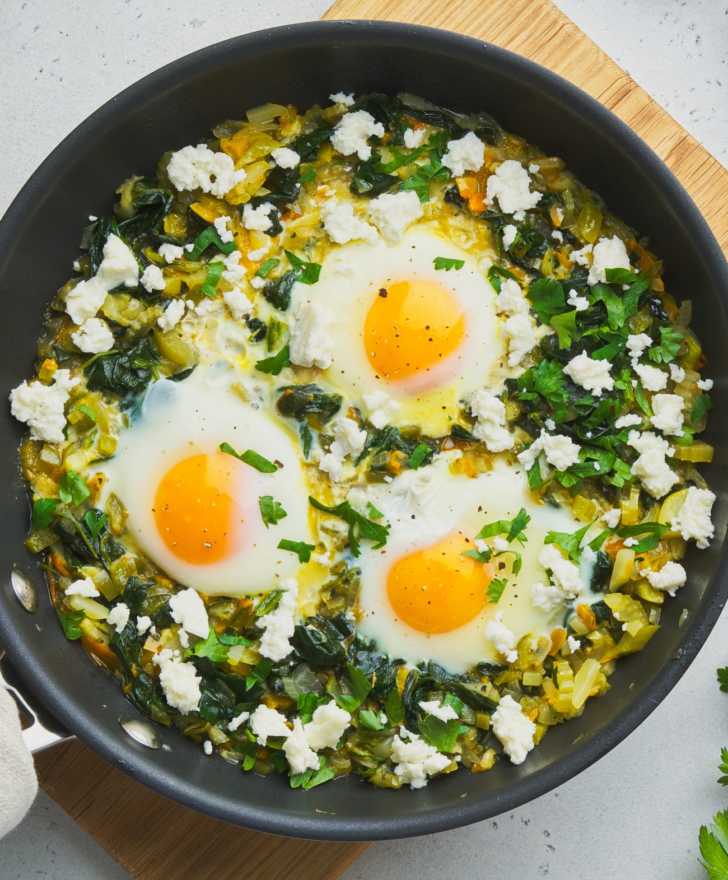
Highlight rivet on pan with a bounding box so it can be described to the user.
[120,718,160,749]
[11,569,37,613]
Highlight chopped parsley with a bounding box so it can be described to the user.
[285,250,321,285]
[433,256,464,271]
[277,539,315,563]
[309,497,389,556]
[58,470,90,506]
[487,578,507,603]
[255,344,290,375]
[259,496,287,528]
[219,443,278,473]
[256,257,280,278]
[476,507,530,544]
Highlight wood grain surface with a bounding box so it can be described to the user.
[36,1,727,878]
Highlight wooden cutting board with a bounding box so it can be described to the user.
[35,2,728,878]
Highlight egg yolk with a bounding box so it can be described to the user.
[386,532,493,634]
[153,453,244,565]
[363,279,466,381]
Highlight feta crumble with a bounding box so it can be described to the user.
[71,318,114,354]
[643,561,687,595]
[213,214,234,243]
[485,613,518,663]
[669,363,686,384]
[469,390,514,453]
[222,288,252,321]
[66,578,99,598]
[9,368,79,443]
[271,147,301,169]
[615,413,642,429]
[159,243,185,263]
[136,615,152,636]
[283,719,320,774]
[329,91,355,106]
[419,700,458,723]
[517,430,581,472]
[363,390,400,429]
[495,278,529,314]
[485,160,542,215]
[491,695,535,765]
[367,190,423,242]
[318,416,367,481]
[441,131,485,177]
[153,649,202,714]
[107,602,130,634]
[564,350,614,396]
[304,701,351,750]
[227,711,250,733]
[289,298,334,370]
[250,705,291,745]
[628,430,678,498]
[587,235,631,285]
[626,333,652,360]
[140,264,165,293]
[502,224,518,251]
[566,288,589,311]
[243,201,276,232]
[167,144,245,198]
[330,110,384,161]
[503,312,539,368]
[698,378,714,391]
[531,581,566,614]
[633,362,667,392]
[570,243,593,267]
[65,277,108,325]
[169,588,209,639]
[157,299,186,331]
[257,581,297,661]
[390,728,451,789]
[671,486,716,548]
[97,233,140,290]
[403,127,427,149]
[602,508,621,528]
[539,544,583,598]
[321,200,377,245]
[650,393,684,436]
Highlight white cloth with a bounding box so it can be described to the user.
[0,685,38,838]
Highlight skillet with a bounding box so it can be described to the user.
[0,20,726,841]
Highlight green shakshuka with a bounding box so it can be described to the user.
[10,92,716,790]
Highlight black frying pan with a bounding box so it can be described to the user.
[0,21,726,841]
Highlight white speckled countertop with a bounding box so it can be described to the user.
[0,1,726,878]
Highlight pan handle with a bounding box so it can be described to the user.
[0,651,73,753]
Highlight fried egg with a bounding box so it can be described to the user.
[299,227,503,434]
[98,366,311,596]
[353,455,595,673]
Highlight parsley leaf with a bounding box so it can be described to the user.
[285,250,321,285]
[255,344,290,375]
[200,260,224,297]
[545,523,591,562]
[487,264,517,293]
[256,257,280,278]
[255,590,283,617]
[289,756,335,790]
[219,443,278,473]
[186,225,236,260]
[333,663,372,713]
[59,470,90,506]
[358,708,385,731]
[476,508,530,544]
[191,629,250,663]
[648,325,684,364]
[551,309,578,349]
[527,277,566,323]
[32,498,58,529]
[259,496,287,528]
[309,497,389,556]
[717,667,728,693]
[487,578,507,603]
[418,715,468,753]
[407,442,432,469]
[699,809,728,879]
[616,522,668,553]
[719,748,728,786]
[433,256,464,271]
[277,539,315,563]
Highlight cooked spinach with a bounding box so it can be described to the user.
[276,384,342,425]
[85,335,159,397]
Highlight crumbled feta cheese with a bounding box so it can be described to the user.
[633,362,667,392]
[552,230,564,243]
[517,430,581,472]
[485,613,518,663]
[72,259,81,271]
[243,201,276,232]
[153,649,201,714]
[403,127,427,149]
[203,739,213,756]
[390,728,451,789]
[159,243,185,264]
[588,235,631,285]
[66,578,99,597]
[213,214,234,243]
[194,297,223,318]
[643,561,687,595]
[363,390,400,429]
[469,390,514,453]
[615,413,642,429]
[567,635,581,653]
[698,378,714,391]
[221,250,245,286]
[222,288,252,321]
[330,110,384,161]
[97,233,140,290]
[304,701,351,750]
[491,695,535,765]
[492,536,510,553]
[283,719,320,773]
[167,144,245,198]
[169,588,209,639]
[504,312,539,368]
[289,298,334,370]
[9,368,79,443]
[65,277,108,325]
[539,544,583,598]
[271,147,300,169]
[247,245,269,262]
[528,162,540,174]
[250,705,290,745]
[441,131,485,177]
[495,278,529,314]
[566,288,588,311]
[671,486,715,548]
[136,615,152,636]
[321,200,377,245]
[318,416,367,481]
[502,224,518,251]
[626,333,652,360]
[570,243,593,267]
[250,276,266,290]
[545,418,556,431]
[227,710,250,732]
[628,430,678,498]
[71,317,114,354]
[329,91,355,106]
[651,393,685,436]
[564,350,614,396]
[419,700,458,722]
[107,602,130,634]
[486,160,542,215]
[157,299,186,331]
[257,582,297,661]
[669,363,686,384]
[140,264,165,293]
[603,508,621,528]
[623,537,638,548]
[367,191,423,242]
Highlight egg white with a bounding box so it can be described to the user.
[353,455,596,673]
[97,366,312,596]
